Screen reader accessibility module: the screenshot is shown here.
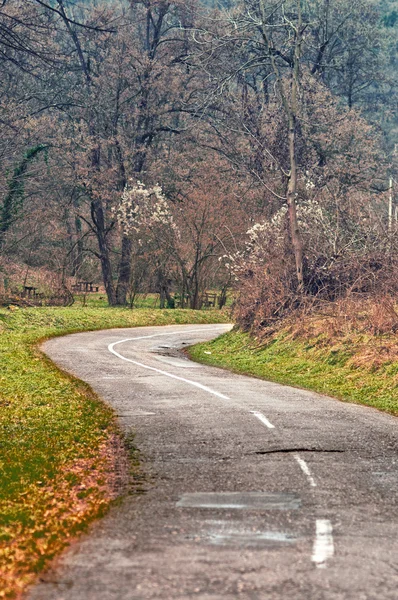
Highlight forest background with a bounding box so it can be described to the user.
[1,0,398,328]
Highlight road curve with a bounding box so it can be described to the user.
[29,324,398,600]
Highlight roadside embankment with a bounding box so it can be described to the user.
[0,306,230,599]
[189,310,398,416]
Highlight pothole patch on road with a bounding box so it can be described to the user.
[176,492,301,511]
[150,346,200,368]
[205,530,298,546]
[190,527,299,547]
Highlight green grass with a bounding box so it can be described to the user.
[72,292,233,310]
[72,292,164,309]
[188,330,398,415]
[0,305,230,599]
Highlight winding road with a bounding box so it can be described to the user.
[29,324,398,600]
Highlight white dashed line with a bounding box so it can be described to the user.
[108,329,230,400]
[312,519,334,568]
[109,327,332,571]
[250,411,275,429]
[293,454,317,487]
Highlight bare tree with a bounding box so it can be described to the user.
[187,0,386,292]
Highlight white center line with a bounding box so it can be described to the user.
[108,329,230,400]
[312,519,334,568]
[250,411,275,429]
[293,453,317,487]
[109,326,332,570]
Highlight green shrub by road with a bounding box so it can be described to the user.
[0,306,230,599]
[188,330,398,416]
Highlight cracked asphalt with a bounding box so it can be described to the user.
[28,324,398,600]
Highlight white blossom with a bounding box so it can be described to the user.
[115,180,177,236]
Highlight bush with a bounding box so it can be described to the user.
[230,199,398,333]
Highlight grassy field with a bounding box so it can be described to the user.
[189,328,398,416]
[0,305,230,599]
[72,292,234,310]
[72,292,165,309]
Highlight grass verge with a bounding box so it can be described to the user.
[188,328,398,416]
[0,306,230,599]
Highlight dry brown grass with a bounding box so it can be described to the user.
[281,296,398,371]
[287,296,398,336]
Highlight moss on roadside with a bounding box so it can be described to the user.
[0,306,230,599]
[188,330,398,415]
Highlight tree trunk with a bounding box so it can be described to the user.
[190,287,200,309]
[116,236,132,305]
[181,272,186,308]
[157,268,173,308]
[189,271,201,309]
[286,7,305,293]
[286,117,304,291]
[258,0,304,292]
[91,199,116,306]
[115,158,143,306]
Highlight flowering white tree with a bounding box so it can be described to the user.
[116,181,177,237]
[227,187,395,332]
[221,200,330,278]
[115,180,179,307]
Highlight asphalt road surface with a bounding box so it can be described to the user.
[29,324,398,600]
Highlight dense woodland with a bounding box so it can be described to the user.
[1,0,398,328]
